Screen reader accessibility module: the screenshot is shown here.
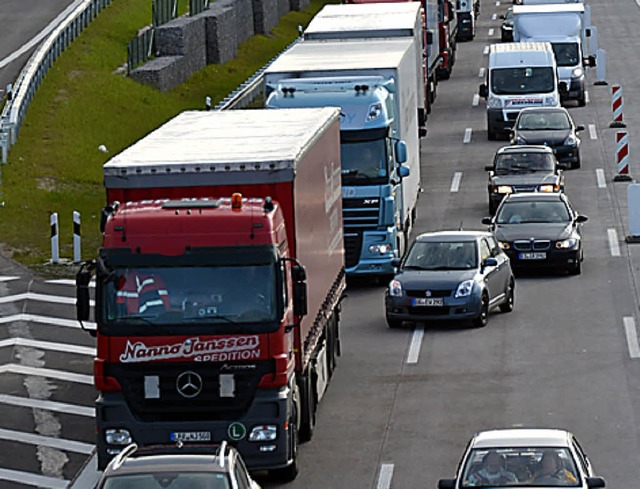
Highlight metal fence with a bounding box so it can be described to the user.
[152,0,178,27]
[127,27,155,74]
[0,0,113,164]
[189,0,210,16]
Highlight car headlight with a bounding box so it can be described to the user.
[105,429,132,446]
[388,280,403,297]
[498,241,511,250]
[249,425,277,442]
[544,96,558,106]
[497,185,513,194]
[539,184,559,193]
[572,67,583,78]
[487,96,502,108]
[556,238,579,249]
[455,280,474,298]
[564,134,578,146]
[369,243,393,255]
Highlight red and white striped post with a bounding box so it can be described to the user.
[614,130,633,182]
[610,84,626,128]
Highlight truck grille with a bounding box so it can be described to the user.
[342,197,381,269]
[107,361,273,422]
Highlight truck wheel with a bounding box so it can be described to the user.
[270,407,299,482]
[298,371,316,443]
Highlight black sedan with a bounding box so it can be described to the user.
[485,145,564,214]
[384,231,514,328]
[482,193,588,275]
[510,107,584,169]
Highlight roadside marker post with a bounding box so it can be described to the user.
[614,131,633,182]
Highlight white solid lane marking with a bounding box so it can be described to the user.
[451,172,463,193]
[0,313,96,330]
[492,13,497,20]
[479,67,485,78]
[46,278,95,287]
[0,276,20,282]
[585,91,590,104]
[596,169,606,188]
[0,394,94,417]
[488,28,494,36]
[0,292,94,306]
[407,326,425,363]
[0,468,68,489]
[588,124,597,140]
[472,94,480,106]
[68,453,101,489]
[463,128,473,143]
[0,364,93,385]
[624,317,640,358]
[377,464,394,489]
[0,337,95,356]
[483,45,490,55]
[608,229,621,257]
[0,427,94,454]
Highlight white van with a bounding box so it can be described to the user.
[479,42,560,140]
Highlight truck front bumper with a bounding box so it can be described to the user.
[345,229,399,277]
[95,386,293,471]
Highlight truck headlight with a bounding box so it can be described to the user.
[105,429,132,446]
[487,97,502,108]
[455,280,474,298]
[572,67,583,78]
[564,134,578,146]
[544,96,558,106]
[366,103,383,122]
[556,238,578,249]
[249,425,277,442]
[388,280,403,297]
[369,243,393,254]
[497,185,513,194]
[539,184,559,193]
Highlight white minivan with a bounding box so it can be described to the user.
[479,42,560,140]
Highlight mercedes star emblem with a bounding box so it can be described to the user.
[176,371,203,399]
[425,290,432,297]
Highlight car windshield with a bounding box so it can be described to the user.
[516,111,571,131]
[102,471,231,489]
[552,42,580,67]
[496,201,572,224]
[403,241,477,270]
[460,447,580,488]
[490,67,555,95]
[495,152,555,172]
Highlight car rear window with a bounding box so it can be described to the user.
[102,472,231,489]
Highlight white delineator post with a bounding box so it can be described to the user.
[50,212,59,264]
[73,211,81,263]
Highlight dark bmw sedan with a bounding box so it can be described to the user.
[384,231,515,328]
[510,107,584,169]
[482,193,588,275]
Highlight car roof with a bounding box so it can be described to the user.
[502,192,566,203]
[496,145,554,155]
[414,230,492,242]
[471,428,572,448]
[517,107,571,116]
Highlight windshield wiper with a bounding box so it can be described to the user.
[342,169,372,180]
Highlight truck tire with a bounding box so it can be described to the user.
[298,371,316,443]
[270,405,299,482]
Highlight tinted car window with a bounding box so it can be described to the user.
[516,111,570,130]
[495,152,554,172]
[404,241,477,270]
[496,201,571,224]
[101,472,232,489]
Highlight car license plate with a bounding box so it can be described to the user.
[413,297,444,307]
[170,431,211,442]
[518,252,546,260]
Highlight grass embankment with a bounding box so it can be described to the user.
[2,0,332,274]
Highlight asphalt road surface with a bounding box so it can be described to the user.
[1,0,640,487]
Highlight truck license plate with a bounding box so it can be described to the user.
[518,252,546,260]
[413,297,444,307]
[170,431,211,442]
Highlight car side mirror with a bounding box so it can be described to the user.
[391,257,401,268]
[438,479,456,489]
[479,84,488,98]
[576,125,585,132]
[483,257,498,268]
[576,214,589,223]
[586,477,605,488]
[588,55,597,67]
[484,165,494,171]
[508,129,515,139]
[481,217,493,226]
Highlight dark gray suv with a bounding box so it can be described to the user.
[96,442,261,489]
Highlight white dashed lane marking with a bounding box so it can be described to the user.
[608,228,621,257]
[624,317,640,358]
[463,128,473,143]
[588,124,597,140]
[451,172,462,193]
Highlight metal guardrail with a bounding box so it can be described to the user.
[0,0,112,164]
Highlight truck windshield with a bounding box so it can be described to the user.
[490,67,555,95]
[551,42,580,67]
[101,264,278,327]
[340,138,389,186]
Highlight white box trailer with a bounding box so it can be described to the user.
[513,4,596,106]
[303,2,428,132]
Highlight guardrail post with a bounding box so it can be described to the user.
[50,213,60,264]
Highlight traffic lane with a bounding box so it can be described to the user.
[258,285,422,488]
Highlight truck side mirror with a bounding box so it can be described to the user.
[398,165,410,179]
[76,268,93,325]
[395,140,407,164]
[293,281,308,317]
[586,55,596,67]
[479,84,488,98]
[291,264,306,282]
[585,28,591,37]
[484,165,494,171]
